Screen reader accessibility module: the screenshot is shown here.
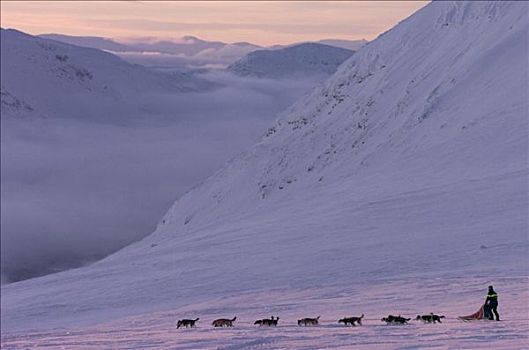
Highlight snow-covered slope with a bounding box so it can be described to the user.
[227,43,354,79]
[1,2,527,343]
[1,29,211,120]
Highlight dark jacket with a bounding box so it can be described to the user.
[486,289,498,307]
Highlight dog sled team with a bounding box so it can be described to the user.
[176,285,500,329]
[176,313,445,329]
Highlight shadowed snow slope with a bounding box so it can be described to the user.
[2,1,528,334]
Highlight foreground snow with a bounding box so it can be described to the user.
[2,277,527,349]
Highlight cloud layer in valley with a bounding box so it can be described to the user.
[0,72,320,284]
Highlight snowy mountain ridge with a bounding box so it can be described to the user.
[39,33,135,52]
[1,29,211,121]
[38,33,367,70]
[39,33,262,69]
[1,2,527,342]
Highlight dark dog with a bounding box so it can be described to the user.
[298,316,320,326]
[255,316,279,326]
[212,316,237,327]
[265,316,279,327]
[416,314,445,323]
[177,318,199,328]
[381,315,410,324]
[338,314,364,326]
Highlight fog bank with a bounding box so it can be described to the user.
[1,73,320,283]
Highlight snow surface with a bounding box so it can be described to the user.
[227,43,354,79]
[2,1,529,349]
[2,277,528,349]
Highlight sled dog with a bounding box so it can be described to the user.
[212,317,237,327]
[381,315,410,324]
[255,316,279,326]
[298,316,320,326]
[416,314,445,323]
[177,318,199,328]
[338,314,364,326]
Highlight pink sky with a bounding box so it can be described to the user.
[1,1,428,46]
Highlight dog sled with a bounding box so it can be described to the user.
[458,304,493,321]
